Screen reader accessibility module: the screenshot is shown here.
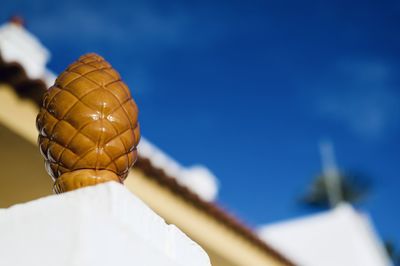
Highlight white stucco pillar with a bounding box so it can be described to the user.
[0,182,211,266]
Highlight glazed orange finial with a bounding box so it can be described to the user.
[36,53,140,193]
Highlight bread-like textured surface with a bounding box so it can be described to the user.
[36,53,140,185]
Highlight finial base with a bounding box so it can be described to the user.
[54,169,121,194]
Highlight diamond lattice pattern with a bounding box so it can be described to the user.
[36,54,140,181]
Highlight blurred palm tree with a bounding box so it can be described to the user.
[300,140,370,209]
[301,171,370,209]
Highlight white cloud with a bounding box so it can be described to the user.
[26,0,213,52]
[316,60,400,139]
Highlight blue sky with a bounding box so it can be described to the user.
[2,0,400,245]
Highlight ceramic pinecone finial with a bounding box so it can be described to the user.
[36,53,140,193]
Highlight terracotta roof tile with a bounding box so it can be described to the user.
[0,55,46,105]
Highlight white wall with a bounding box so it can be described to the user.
[0,182,211,266]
